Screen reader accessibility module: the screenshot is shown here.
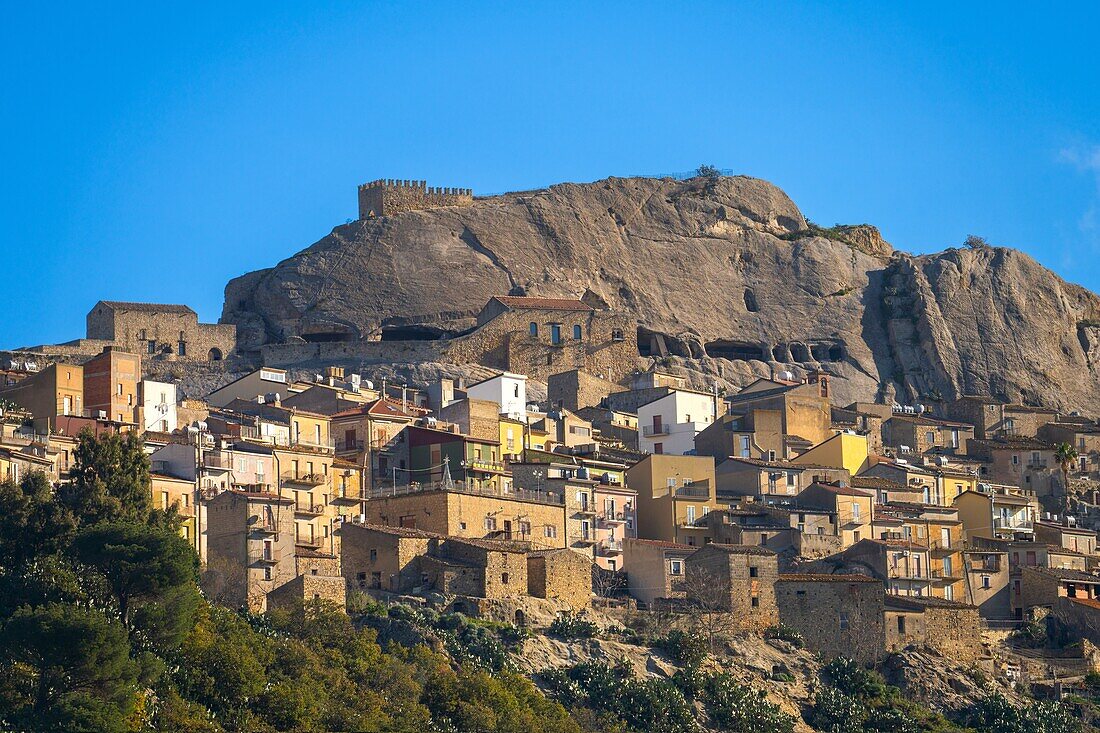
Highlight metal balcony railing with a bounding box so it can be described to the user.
[294,502,326,516]
[643,424,670,437]
[281,472,328,486]
[366,480,564,506]
[598,539,623,554]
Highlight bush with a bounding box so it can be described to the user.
[658,629,708,666]
[764,625,805,649]
[810,685,867,733]
[703,672,795,733]
[548,613,599,640]
[965,693,1080,733]
[822,658,887,701]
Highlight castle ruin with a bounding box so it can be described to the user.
[358,179,473,219]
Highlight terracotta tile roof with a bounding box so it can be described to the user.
[807,482,873,498]
[98,300,195,314]
[724,456,833,471]
[885,595,977,610]
[444,536,530,553]
[1069,597,1100,611]
[692,543,776,557]
[626,537,695,550]
[351,523,442,540]
[1023,567,1100,582]
[491,295,594,311]
[778,573,879,583]
[851,476,908,491]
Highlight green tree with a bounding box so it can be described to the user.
[0,472,76,568]
[0,603,139,733]
[62,429,152,525]
[1055,442,1080,495]
[71,522,197,627]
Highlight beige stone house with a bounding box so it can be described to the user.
[775,573,885,663]
[685,544,779,632]
[527,548,593,611]
[714,456,847,503]
[623,537,695,608]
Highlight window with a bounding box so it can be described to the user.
[751,596,759,608]
[739,435,751,458]
[544,525,557,539]
[484,516,497,531]
[653,442,663,454]
[897,616,906,634]
[944,585,954,601]
[981,575,991,589]
[177,341,186,357]
[686,506,696,524]
[501,573,510,585]
[529,322,538,337]
[148,340,156,354]
[369,549,377,563]
[551,324,562,344]
[749,566,758,578]
[117,383,123,395]
[851,503,860,520]
[925,430,935,445]
[667,477,677,488]
[669,559,683,576]
[264,567,272,581]
[1012,454,1019,466]
[768,450,776,461]
[573,324,582,340]
[839,612,849,630]
[519,521,531,535]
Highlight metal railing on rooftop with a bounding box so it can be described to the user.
[366,480,564,506]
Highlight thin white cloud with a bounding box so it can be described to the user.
[1058,143,1100,233]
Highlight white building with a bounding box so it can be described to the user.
[637,389,718,455]
[466,372,528,421]
[139,379,178,433]
[206,367,289,408]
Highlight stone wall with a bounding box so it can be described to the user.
[527,549,592,611]
[775,576,885,663]
[923,605,984,663]
[438,540,529,600]
[547,369,627,412]
[686,545,779,633]
[87,305,236,362]
[266,572,347,611]
[340,524,434,593]
[358,179,473,219]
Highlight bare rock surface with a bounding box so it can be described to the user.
[222,175,1100,413]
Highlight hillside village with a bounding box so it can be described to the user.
[5,281,1100,710]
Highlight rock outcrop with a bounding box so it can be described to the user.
[222,175,1100,413]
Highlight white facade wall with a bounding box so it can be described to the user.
[467,372,528,420]
[140,379,178,433]
[638,390,716,455]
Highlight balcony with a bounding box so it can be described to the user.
[330,489,365,503]
[929,541,957,557]
[203,454,231,469]
[295,502,326,516]
[295,535,325,548]
[931,568,963,583]
[466,458,505,473]
[599,511,629,526]
[674,484,711,499]
[251,521,278,535]
[643,424,670,437]
[281,472,327,487]
[249,550,280,564]
[570,533,598,546]
[336,438,364,452]
[575,503,598,516]
[597,539,623,555]
[993,517,1034,532]
[1026,459,1048,470]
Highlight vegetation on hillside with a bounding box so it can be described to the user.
[0,430,1089,731]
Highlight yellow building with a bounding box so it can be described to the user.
[793,432,870,476]
[625,454,718,546]
[151,472,197,546]
[0,363,84,430]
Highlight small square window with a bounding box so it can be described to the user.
[749,566,759,578]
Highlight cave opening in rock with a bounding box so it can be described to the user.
[301,330,356,343]
[790,343,811,362]
[744,289,759,313]
[380,325,450,341]
[704,340,767,361]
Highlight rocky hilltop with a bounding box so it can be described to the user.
[222,175,1100,412]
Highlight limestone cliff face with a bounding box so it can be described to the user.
[222,175,1100,413]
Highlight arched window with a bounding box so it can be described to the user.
[529,322,538,337]
[573,324,582,340]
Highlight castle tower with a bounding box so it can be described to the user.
[357,179,474,220]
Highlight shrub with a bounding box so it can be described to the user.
[658,629,708,666]
[822,658,887,701]
[703,672,795,733]
[965,692,1080,733]
[764,624,805,649]
[548,613,599,640]
[809,685,867,733]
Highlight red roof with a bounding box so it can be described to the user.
[626,537,695,550]
[778,573,879,583]
[491,295,593,311]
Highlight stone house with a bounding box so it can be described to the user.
[438,398,504,443]
[206,368,290,408]
[882,414,973,456]
[1038,421,1100,477]
[266,572,347,612]
[331,399,416,489]
[204,488,296,612]
[694,408,785,462]
[967,438,1060,498]
[713,456,847,503]
[527,548,592,611]
[775,573,885,663]
[86,300,235,361]
[830,405,886,455]
[362,480,568,551]
[419,537,530,601]
[870,502,966,601]
[455,296,635,382]
[341,523,439,593]
[862,460,942,505]
[1018,567,1100,615]
[943,396,1056,440]
[685,544,779,632]
[574,406,639,450]
[883,595,983,663]
[151,472,197,547]
[623,537,695,608]
[547,369,627,413]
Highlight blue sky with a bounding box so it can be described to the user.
[3,2,1100,348]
